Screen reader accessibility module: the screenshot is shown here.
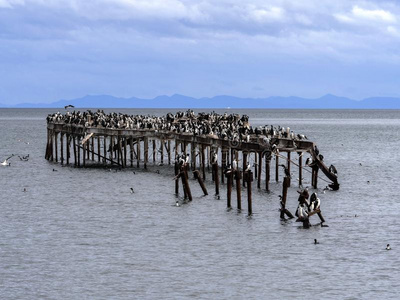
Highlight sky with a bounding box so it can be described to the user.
[1,0,400,104]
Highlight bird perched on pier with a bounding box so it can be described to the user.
[305,157,313,166]
[185,153,190,164]
[1,155,14,166]
[296,203,308,219]
[318,154,324,161]
[232,159,238,170]
[279,164,290,177]
[309,193,320,211]
[211,152,218,164]
[314,145,319,156]
[329,164,337,175]
[245,162,251,172]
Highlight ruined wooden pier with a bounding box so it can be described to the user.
[45,112,339,220]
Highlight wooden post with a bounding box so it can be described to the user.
[257,151,262,189]
[287,152,291,187]
[144,137,148,169]
[221,148,226,184]
[73,135,77,166]
[298,152,303,187]
[91,137,94,161]
[175,162,179,194]
[167,140,171,165]
[103,136,107,165]
[161,139,164,165]
[110,137,114,165]
[201,144,206,180]
[54,131,58,162]
[312,165,319,189]
[83,140,86,167]
[235,170,242,210]
[117,136,121,166]
[191,142,196,171]
[193,170,208,196]
[254,152,258,179]
[226,170,232,208]
[60,133,64,165]
[265,154,271,191]
[280,176,294,219]
[245,170,253,215]
[130,138,134,167]
[124,138,127,167]
[152,139,156,164]
[98,136,101,163]
[137,138,141,168]
[77,136,81,167]
[213,163,219,196]
[243,151,247,187]
[275,154,279,182]
[86,137,90,159]
[180,169,192,201]
[66,134,70,165]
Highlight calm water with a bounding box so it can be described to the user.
[1,109,399,300]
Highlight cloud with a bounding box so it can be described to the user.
[352,5,396,23]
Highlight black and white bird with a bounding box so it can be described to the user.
[1,155,14,166]
[245,162,251,172]
[309,192,320,211]
[176,200,180,207]
[329,164,337,175]
[305,157,312,166]
[296,203,308,219]
[232,159,238,170]
[130,188,135,194]
[314,239,319,244]
[386,244,391,250]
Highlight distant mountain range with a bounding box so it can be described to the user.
[1,94,400,109]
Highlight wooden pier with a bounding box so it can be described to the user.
[45,111,339,219]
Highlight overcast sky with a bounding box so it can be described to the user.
[1,0,400,104]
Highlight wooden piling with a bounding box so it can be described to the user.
[265,153,271,191]
[124,137,127,167]
[298,152,303,187]
[60,133,64,165]
[54,131,58,162]
[103,136,107,165]
[144,137,148,169]
[66,134,70,165]
[201,144,206,180]
[152,139,156,164]
[257,151,262,189]
[275,154,279,182]
[180,168,192,201]
[167,140,171,165]
[245,170,253,215]
[243,151,247,187]
[77,136,81,167]
[73,135,77,166]
[110,137,114,165]
[83,141,86,167]
[213,163,219,196]
[287,152,291,187]
[137,138,141,168]
[280,176,294,219]
[221,148,227,184]
[235,170,242,210]
[193,170,208,196]
[175,162,179,194]
[226,170,232,208]
[161,139,164,165]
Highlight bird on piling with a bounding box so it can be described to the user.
[305,157,312,166]
[245,162,251,172]
[309,192,320,211]
[386,244,391,250]
[232,159,238,170]
[329,164,337,175]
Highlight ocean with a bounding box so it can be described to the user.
[1,108,399,299]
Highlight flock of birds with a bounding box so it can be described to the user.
[47,109,310,146]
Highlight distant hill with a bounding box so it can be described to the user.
[2,94,400,109]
